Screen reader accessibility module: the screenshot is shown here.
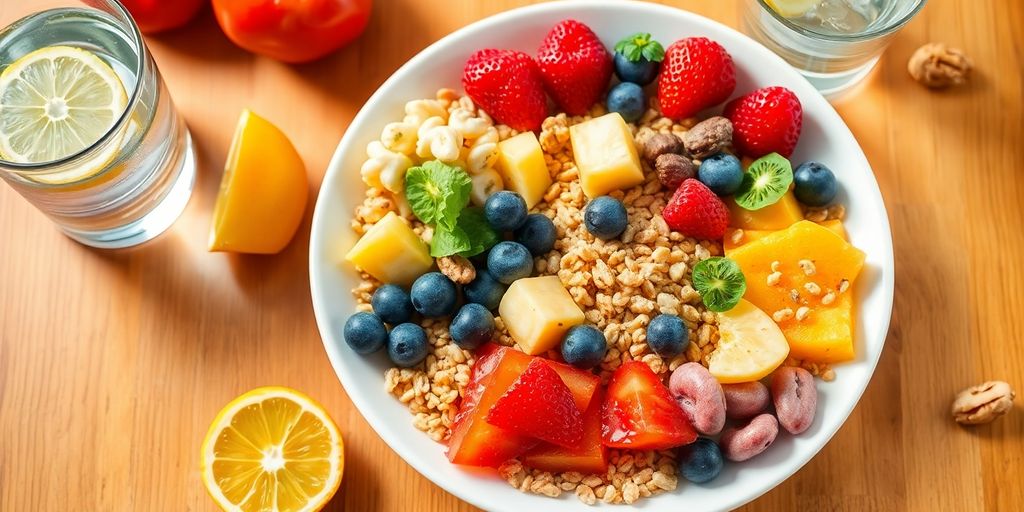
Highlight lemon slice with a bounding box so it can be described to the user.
[766,0,820,18]
[709,299,790,383]
[201,387,344,512]
[0,46,128,183]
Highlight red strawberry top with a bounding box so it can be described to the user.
[536,19,613,116]
[724,86,803,158]
[658,37,736,121]
[661,178,730,240]
[463,49,548,132]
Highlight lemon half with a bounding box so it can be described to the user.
[201,387,344,512]
[0,45,127,183]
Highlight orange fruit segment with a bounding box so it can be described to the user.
[201,387,344,512]
[724,219,847,255]
[209,109,308,254]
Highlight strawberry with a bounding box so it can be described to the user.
[463,49,548,132]
[657,37,736,120]
[601,361,696,450]
[536,19,613,116]
[724,86,803,158]
[661,179,730,240]
[486,358,584,448]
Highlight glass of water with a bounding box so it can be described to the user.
[742,0,926,99]
[0,0,195,249]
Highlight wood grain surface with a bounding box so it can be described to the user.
[1,0,1021,510]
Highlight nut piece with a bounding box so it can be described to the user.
[655,153,696,189]
[771,367,817,434]
[682,116,733,158]
[669,362,727,435]
[437,255,476,284]
[908,43,973,88]
[719,413,779,462]
[952,381,1016,425]
[640,133,684,166]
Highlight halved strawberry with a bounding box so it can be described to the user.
[536,19,613,115]
[522,387,608,474]
[486,358,584,448]
[463,49,548,132]
[724,86,803,158]
[601,361,697,450]
[657,37,736,121]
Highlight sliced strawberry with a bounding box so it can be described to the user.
[601,361,697,450]
[486,358,583,448]
[463,49,548,131]
[522,387,608,474]
[724,86,803,158]
[661,178,730,240]
[536,19,613,115]
[657,37,736,121]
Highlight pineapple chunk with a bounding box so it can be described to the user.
[498,276,585,355]
[495,132,551,208]
[344,212,433,286]
[569,113,644,198]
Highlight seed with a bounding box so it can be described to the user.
[838,279,850,294]
[772,308,794,322]
[766,271,782,286]
[789,289,801,303]
[798,259,816,276]
[770,260,781,272]
[730,229,744,244]
[803,282,822,296]
[795,306,810,321]
[821,291,836,305]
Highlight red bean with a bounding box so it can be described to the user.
[668,362,726,435]
[719,413,779,462]
[722,381,770,420]
[771,367,818,435]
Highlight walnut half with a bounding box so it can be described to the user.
[908,43,973,89]
[437,254,476,284]
[951,380,1015,425]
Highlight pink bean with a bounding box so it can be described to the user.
[669,362,726,435]
[722,381,770,420]
[718,413,779,462]
[771,367,818,435]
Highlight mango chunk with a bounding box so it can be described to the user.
[724,219,847,255]
[495,132,551,208]
[344,212,433,286]
[727,191,804,230]
[498,276,585,355]
[728,221,866,363]
[569,113,644,198]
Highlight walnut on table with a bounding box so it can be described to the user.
[951,380,1015,425]
[908,43,973,88]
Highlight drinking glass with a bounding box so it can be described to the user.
[0,0,195,249]
[742,0,927,99]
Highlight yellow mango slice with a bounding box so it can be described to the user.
[495,132,551,208]
[344,212,433,286]
[727,192,804,231]
[724,219,847,255]
[569,113,644,198]
[498,276,585,355]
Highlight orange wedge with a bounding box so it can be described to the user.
[209,109,308,254]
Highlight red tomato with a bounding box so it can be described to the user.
[120,0,206,34]
[211,0,372,63]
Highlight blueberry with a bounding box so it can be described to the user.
[793,161,838,206]
[614,52,659,86]
[387,322,429,367]
[487,241,533,284]
[561,325,608,369]
[464,269,508,310]
[514,213,557,256]
[343,312,388,354]
[450,303,496,350]
[371,284,413,324]
[410,272,457,317]
[584,196,628,240]
[606,82,645,123]
[647,314,689,357]
[679,438,724,483]
[698,153,744,196]
[484,191,528,232]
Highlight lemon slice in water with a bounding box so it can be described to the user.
[766,0,820,18]
[0,45,128,184]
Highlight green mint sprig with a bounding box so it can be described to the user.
[614,32,666,63]
[405,161,499,258]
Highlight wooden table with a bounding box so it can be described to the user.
[1,0,1021,510]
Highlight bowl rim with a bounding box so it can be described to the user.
[309,1,895,510]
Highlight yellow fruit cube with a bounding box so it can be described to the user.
[495,132,552,208]
[498,276,585,355]
[344,212,433,286]
[569,113,644,198]
[723,219,847,255]
[727,191,804,230]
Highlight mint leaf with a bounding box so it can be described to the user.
[456,208,500,257]
[613,33,663,63]
[430,224,472,258]
[404,161,472,231]
[641,40,665,63]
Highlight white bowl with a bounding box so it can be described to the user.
[309,1,895,510]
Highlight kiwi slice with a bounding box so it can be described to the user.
[735,153,794,210]
[692,257,747,313]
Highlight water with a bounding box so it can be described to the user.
[0,7,195,248]
[789,0,887,35]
